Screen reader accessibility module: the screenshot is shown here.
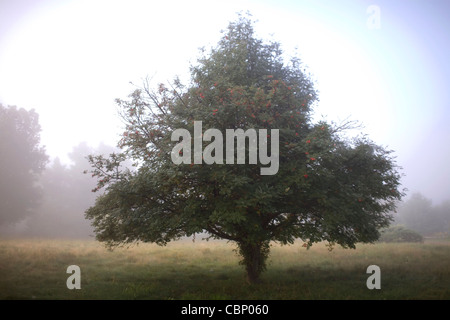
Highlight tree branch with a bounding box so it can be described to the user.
[205,224,239,242]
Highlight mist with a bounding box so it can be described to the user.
[1,1,450,238]
[0,142,120,238]
[393,193,450,237]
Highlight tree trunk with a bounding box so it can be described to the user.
[237,241,270,284]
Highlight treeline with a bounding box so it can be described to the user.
[393,193,450,237]
[1,104,449,239]
[0,103,121,238]
[1,142,119,238]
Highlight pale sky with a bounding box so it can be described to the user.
[0,0,449,204]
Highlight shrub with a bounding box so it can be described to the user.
[378,225,424,243]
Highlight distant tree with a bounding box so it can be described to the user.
[85,15,404,283]
[23,142,118,238]
[434,200,450,235]
[0,104,48,225]
[395,193,450,236]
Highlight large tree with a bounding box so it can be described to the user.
[85,16,404,283]
[0,104,48,225]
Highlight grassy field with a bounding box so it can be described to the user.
[0,238,449,300]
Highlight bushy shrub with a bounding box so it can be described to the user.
[378,225,424,243]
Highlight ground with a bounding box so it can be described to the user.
[0,238,449,299]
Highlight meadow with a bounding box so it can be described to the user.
[0,237,449,300]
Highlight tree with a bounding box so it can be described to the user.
[434,200,450,236]
[394,193,450,236]
[22,143,113,238]
[85,15,404,283]
[0,104,48,225]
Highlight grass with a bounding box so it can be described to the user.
[0,238,449,300]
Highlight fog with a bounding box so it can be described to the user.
[0,142,119,238]
[1,0,450,238]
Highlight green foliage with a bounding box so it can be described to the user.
[85,15,404,282]
[0,104,48,225]
[379,225,424,243]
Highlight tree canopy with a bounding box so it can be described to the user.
[85,15,404,283]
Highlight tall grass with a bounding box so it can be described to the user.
[0,238,449,299]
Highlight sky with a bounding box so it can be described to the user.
[0,0,449,204]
